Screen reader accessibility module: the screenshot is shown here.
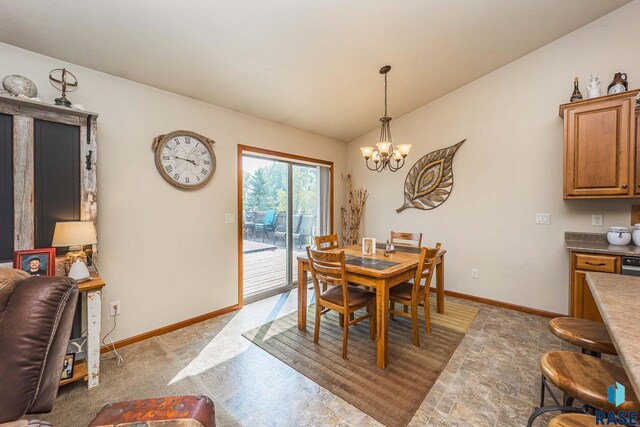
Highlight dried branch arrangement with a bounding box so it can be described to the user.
[340,174,369,246]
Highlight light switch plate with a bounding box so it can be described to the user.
[225,213,235,224]
[536,213,550,225]
[592,215,603,226]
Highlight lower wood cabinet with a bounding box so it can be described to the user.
[570,252,620,322]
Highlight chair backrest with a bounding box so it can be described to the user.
[306,247,349,308]
[300,214,316,234]
[390,231,423,247]
[265,209,277,225]
[315,233,339,251]
[410,243,442,300]
[292,214,303,233]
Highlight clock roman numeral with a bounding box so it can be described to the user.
[163,155,170,160]
[196,176,201,181]
[185,177,190,184]
[173,173,180,180]
[165,165,173,172]
[184,137,191,144]
[204,160,210,165]
[201,150,207,155]
[201,168,208,175]
[174,138,181,145]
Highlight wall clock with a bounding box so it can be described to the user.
[151,130,216,189]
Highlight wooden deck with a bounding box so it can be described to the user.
[243,247,306,296]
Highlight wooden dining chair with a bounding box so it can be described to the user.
[314,234,340,291]
[390,231,423,247]
[315,233,339,251]
[306,247,376,358]
[389,243,441,347]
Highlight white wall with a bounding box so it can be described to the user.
[347,1,640,314]
[0,42,346,342]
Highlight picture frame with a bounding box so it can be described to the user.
[362,238,376,256]
[13,248,56,277]
[60,353,75,380]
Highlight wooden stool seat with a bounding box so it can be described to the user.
[548,414,598,427]
[549,317,616,355]
[541,351,640,412]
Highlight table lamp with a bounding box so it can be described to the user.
[52,221,97,283]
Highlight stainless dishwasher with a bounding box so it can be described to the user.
[621,256,640,276]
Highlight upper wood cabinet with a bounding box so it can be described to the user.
[560,90,640,199]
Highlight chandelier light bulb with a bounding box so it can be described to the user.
[376,141,392,155]
[396,144,412,157]
[393,149,402,161]
[360,146,375,159]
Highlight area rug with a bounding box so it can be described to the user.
[243,300,478,427]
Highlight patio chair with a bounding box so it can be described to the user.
[294,214,316,248]
[242,211,255,238]
[254,210,278,242]
[273,215,302,246]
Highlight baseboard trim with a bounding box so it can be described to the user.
[431,288,564,318]
[100,304,240,354]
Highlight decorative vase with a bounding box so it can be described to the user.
[586,73,601,99]
[608,72,628,95]
[569,77,583,102]
[2,74,38,97]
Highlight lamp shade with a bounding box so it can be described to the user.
[52,221,97,247]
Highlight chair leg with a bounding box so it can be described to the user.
[314,303,321,344]
[322,283,327,292]
[342,315,349,359]
[390,301,395,320]
[411,302,420,347]
[339,313,344,327]
[369,301,376,340]
[404,305,409,314]
[424,293,431,334]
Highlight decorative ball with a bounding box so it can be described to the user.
[2,74,38,97]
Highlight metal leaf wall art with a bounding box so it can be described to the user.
[396,140,465,213]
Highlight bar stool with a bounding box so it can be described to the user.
[548,414,598,426]
[527,351,640,426]
[549,317,617,357]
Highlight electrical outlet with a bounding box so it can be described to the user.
[225,213,235,224]
[471,268,479,279]
[109,301,121,317]
[592,215,603,226]
[536,213,550,225]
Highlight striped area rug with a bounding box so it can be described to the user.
[243,300,478,427]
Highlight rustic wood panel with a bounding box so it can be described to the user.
[0,103,81,126]
[13,115,34,250]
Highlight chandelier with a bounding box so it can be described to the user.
[360,65,412,172]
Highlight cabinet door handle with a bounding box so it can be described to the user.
[623,184,628,189]
[585,261,606,266]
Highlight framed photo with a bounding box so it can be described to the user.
[362,238,376,256]
[61,353,75,380]
[13,248,56,277]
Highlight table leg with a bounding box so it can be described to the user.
[87,289,101,389]
[436,254,445,314]
[376,279,389,369]
[298,260,308,331]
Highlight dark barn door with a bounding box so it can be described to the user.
[34,120,81,249]
[0,114,12,262]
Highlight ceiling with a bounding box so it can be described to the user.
[0,0,630,141]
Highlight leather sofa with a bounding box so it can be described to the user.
[0,268,78,425]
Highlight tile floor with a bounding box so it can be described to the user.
[45,289,609,426]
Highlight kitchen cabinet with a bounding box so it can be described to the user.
[570,252,620,322]
[560,90,640,199]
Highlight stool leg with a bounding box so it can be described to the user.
[539,375,546,408]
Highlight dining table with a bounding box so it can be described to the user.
[297,243,446,369]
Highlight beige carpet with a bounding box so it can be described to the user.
[243,300,478,427]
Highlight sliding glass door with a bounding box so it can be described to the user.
[240,149,331,303]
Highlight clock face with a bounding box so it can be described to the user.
[154,131,216,189]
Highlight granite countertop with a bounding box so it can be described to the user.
[586,272,640,396]
[565,232,640,256]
